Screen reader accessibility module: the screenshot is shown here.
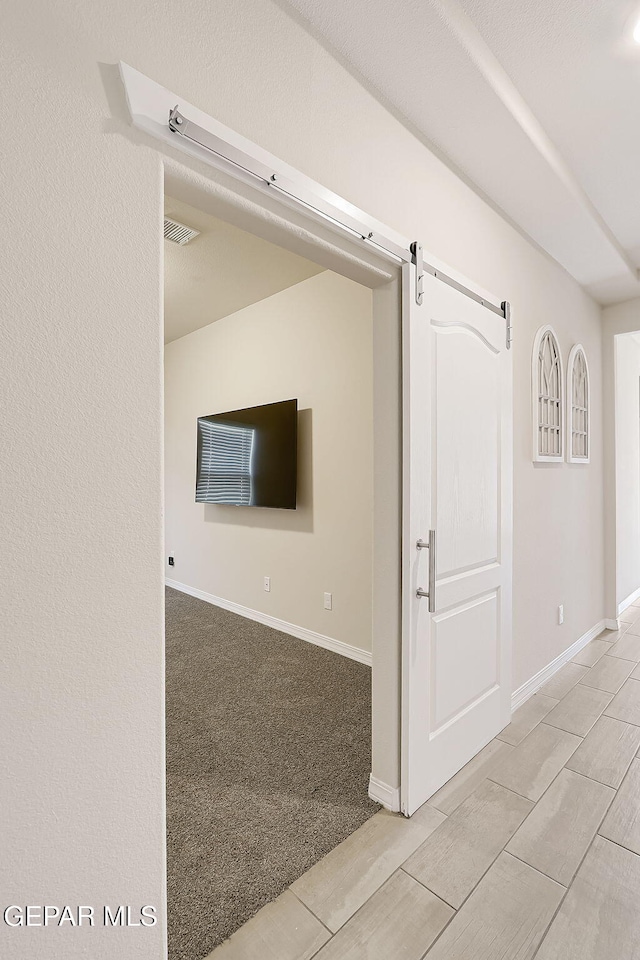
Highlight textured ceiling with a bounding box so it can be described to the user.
[164,197,323,343]
[283,0,640,305]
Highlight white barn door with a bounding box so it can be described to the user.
[401,261,512,816]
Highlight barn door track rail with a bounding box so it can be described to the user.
[120,63,509,331]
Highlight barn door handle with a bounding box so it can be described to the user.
[416,529,436,613]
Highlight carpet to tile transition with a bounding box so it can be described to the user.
[165,587,378,960]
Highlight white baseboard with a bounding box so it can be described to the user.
[511,618,607,712]
[605,618,620,630]
[368,774,400,812]
[618,586,640,617]
[165,578,372,666]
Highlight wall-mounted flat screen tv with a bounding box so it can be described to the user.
[196,399,297,509]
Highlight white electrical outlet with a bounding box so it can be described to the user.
[324,592,332,611]
[264,576,271,593]
[558,604,564,625]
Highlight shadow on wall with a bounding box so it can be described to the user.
[204,408,314,532]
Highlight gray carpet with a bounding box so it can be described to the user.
[165,587,378,960]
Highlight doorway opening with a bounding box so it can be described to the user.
[162,182,402,959]
[612,331,640,619]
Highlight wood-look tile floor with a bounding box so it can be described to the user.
[206,606,640,960]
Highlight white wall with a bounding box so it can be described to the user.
[614,334,640,608]
[1,1,606,956]
[165,271,374,653]
[514,311,603,688]
[603,299,640,615]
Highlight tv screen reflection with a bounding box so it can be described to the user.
[196,399,297,509]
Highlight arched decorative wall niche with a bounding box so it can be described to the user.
[532,325,564,462]
[567,344,590,463]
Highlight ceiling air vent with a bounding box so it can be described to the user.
[163,217,200,245]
